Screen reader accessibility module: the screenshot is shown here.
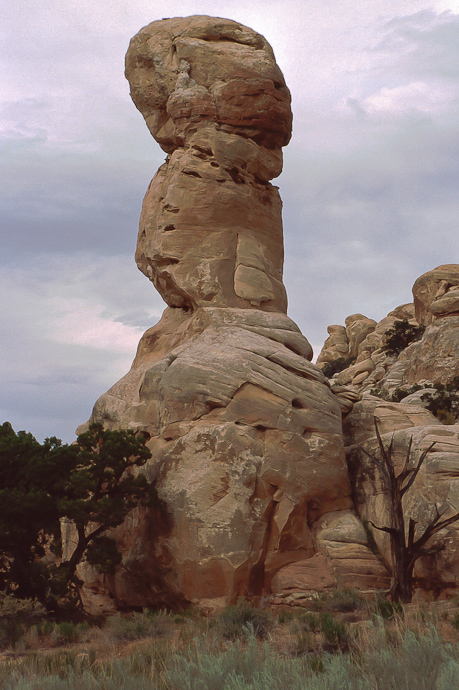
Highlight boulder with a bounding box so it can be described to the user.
[413,265,459,326]
[345,314,377,359]
[316,325,349,366]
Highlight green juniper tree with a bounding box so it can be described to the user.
[0,422,152,607]
[382,319,425,357]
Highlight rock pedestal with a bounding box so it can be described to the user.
[75,16,382,611]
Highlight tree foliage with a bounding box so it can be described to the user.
[361,421,459,602]
[421,375,459,423]
[381,319,425,356]
[0,422,152,606]
[321,356,356,379]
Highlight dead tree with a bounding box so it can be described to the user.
[361,421,459,602]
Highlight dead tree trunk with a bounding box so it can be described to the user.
[363,421,459,603]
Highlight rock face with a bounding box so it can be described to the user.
[346,414,459,597]
[126,15,291,313]
[413,265,459,326]
[316,268,459,598]
[77,16,379,612]
[316,267,459,396]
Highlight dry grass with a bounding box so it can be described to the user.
[2,593,459,688]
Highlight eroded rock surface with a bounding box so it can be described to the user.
[77,17,372,612]
[125,15,292,312]
[346,415,459,596]
[316,267,459,598]
[317,267,459,396]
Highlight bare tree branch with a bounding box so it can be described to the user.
[358,419,458,602]
[413,510,459,554]
[398,436,414,484]
[400,442,436,498]
[367,520,397,536]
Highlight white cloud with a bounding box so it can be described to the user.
[357,81,456,115]
[49,299,146,352]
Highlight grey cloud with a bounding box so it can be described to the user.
[2,1,459,442]
[0,135,161,256]
[376,10,459,79]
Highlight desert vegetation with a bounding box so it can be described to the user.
[381,319,425,356]
[2,594,459,688]
[321,356,356,379]
[0,422,152,609]
[369,376,459,424]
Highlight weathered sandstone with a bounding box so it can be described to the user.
[346,415,459,595]
[76,16,374,611]
[317,268,459,397]
[316,325,349,366]
[413,265,459,326]
[316,267,459,598]
[75,15,459,607]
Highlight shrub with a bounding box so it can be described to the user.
[277,609,295,625]
[363,628,452,690]
[319,613,349,649]
[216,599,273,640]
[104,609,170,642]
[0,594,45,648]
[374,597,404,620]
[371,378,459,425]
[382,319,425,356]
[322,356,356,379]
[309,589,363,613]
[389,383,423,402]
[53,621,89,645]
[164,635,311,690]
[421,376,459,423]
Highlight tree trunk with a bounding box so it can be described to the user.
[389,484,413,602]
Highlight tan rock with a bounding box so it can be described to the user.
[316,325,349,366]
[345,314,377,359]
[347,424,459,593]
[343,397,441,446]
[387,303,416,320]
[125,16,292,152]
[75,17,355,611]
[135,131,287,311]
[271,554,336,594]
[413,265,459,326]
[329,384,361,414]
[397,316,459,385]
[337,357,374,386]
[314,510,390,590]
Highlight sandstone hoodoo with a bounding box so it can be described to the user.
[76,16,385,612]
[75,17,459,612]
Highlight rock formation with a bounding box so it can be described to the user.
[317,266,459,598]
[316,266,459,395]
[75,16,459,610]
[76,16,385,612]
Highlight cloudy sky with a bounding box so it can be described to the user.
[1,0,459,442]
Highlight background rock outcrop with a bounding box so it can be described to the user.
[317,267,459,598]
[316,267,459,396]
